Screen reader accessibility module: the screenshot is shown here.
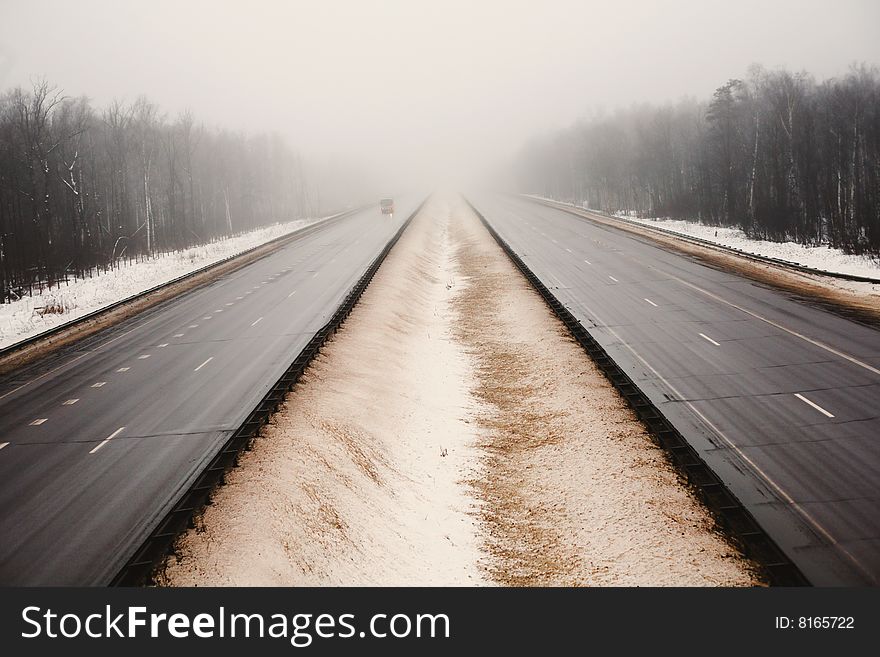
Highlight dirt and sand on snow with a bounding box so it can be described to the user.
[162,194,759,587]
[163,195,486,586]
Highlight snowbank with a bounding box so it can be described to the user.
[0,216,330,349]
[617,214,880,280]
[163,196,487,586]
[163,195,754,586]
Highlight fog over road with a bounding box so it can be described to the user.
[469,193,880,586]
[0,201,418,585]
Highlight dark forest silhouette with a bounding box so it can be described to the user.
[516,65,880,256]
[0,81,316,302]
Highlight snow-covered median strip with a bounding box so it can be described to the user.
[0,214,337,349]
[526,195,880,281]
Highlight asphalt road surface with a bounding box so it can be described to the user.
[0,200,418,585]
[470,193,880,586]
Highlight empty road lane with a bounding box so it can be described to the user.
[470,193,880,586]
[0,200,419,585]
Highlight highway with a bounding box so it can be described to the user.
[469,193,880,586]
[0,200,418,585]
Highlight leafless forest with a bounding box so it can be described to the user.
[0,82,317,302]
[2,64,879,305]
[516,66,880,254]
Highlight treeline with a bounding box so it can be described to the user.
[0,81,318,302]
[516,65,880,254]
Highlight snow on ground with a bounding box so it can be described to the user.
[527,195,880,280]
[164,195,488,586]
[617,213,880,280]
[0,215,332,349]
[162,195,757,586]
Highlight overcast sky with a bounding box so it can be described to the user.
[1,0,879,188]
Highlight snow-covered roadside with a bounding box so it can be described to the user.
[618,214,880,280]
[527,195,880,280]
[0,214,336,349]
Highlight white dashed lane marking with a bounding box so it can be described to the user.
[91,382,106,388]
[251,317,263,327]
[794,393,835,418]
[644,298,658,307]
[157,343,168,348]
[659,269,880,376]
[173,334,184,338]
[608,275,619,282]
[699,333,721,346]
[194,357,214,372]
[0,442,8,451]
[89,426,125,455]
[138,354,151,359]
[62,399,79,406]
[29,418,47,426]
[117,367,130,372]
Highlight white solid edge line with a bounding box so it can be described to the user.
[569,292,872,581]
[699,332,721,346]
[194,357,214,372]
[659,268,880,376]
[251,317,263,327]
[794,393,835,418]
[89,426,125,454]
[644,298,658,307]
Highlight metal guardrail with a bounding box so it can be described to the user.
[467,197,809,586]
[110,199,425,586]
[0,209,361,362]
[524,196,880,285]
